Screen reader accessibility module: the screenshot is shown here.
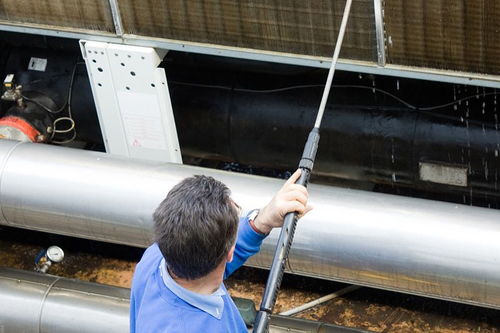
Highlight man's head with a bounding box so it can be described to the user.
[153,175,239,280]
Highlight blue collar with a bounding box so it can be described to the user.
[159,258,226,319]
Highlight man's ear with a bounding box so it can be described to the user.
[227,244,236,263]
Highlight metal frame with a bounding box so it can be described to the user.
[373,0,386,66]
[80,40,182,163]
[1,22,500,89]
[108,0,124,36]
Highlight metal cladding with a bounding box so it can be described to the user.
[0,267,365,333]
[0,141,500,309]
[1,1,499,76]
[0,267,129,333]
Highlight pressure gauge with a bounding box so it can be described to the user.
[46,246,64,263]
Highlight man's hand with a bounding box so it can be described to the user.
[253,169,312,234]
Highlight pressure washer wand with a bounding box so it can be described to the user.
[253,1,353,332]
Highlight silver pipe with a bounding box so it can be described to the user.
[0,141,500,309]
[279,285,361,316]
[0,267,129,333]
[0,267,365,333]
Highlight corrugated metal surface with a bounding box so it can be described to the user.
[384,0,500,75]
[1,0,500,79]
[118,0,376,61]
[0,0,114,32]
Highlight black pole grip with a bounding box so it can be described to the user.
[253,129,319,333]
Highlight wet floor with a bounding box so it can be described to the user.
[1,226,499,332]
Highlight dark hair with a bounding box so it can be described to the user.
[153,175,239,280]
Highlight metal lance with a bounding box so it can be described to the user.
[253,0,353,331]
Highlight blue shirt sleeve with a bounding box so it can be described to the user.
[224,216,267,279]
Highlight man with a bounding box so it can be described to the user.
[130,169,310,332]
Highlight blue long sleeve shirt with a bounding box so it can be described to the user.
[130,216,266,333]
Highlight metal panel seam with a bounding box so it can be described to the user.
[0,141,22,225]
[37,276,62,333]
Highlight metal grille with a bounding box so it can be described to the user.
[0,0,115,32]
[118,0,376,61]
[384,0,500,75]
[1,0,500,78]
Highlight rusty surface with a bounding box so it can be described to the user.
[1,226,500,332]
[117,0,376,61]
[0,0,115,32]
[384,0,500,75]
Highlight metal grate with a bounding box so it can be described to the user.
[118,0,376,61]
[0,0,115,32]
[1,0,500,78]
[384,0,500,75]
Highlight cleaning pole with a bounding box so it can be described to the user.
[252,1,353,331]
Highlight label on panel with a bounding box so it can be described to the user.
[419,162,468,187]
[117,91,166,150]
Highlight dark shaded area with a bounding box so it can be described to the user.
[0,225,144,275]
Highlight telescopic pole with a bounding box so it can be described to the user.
[252,1,353,331]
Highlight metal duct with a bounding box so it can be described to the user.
[0,267,365,333]
[169,73,500,207]
[0,140,500,310]
[0,267,129,333]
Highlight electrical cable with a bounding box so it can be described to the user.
[21,61,83,114]
[51,131,77,144]
[52,62,79,143]
[52,117,75,135]
[21,61,83,144]
[170,81,500,112]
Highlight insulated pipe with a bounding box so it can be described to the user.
[0,141,500,310]
[0,267,129,333]
[0,267,364,333]
[5,46,500,206]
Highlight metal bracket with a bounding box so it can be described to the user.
[79,40,182,164]
[373,0,386,67]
